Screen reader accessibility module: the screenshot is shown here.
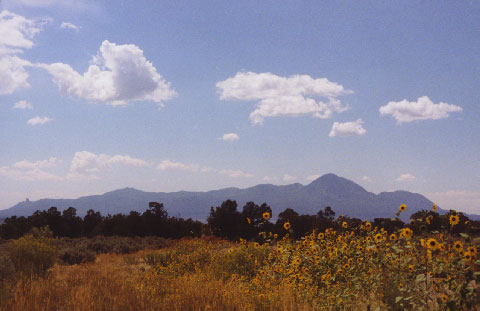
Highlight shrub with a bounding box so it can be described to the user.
[59,248,96,265]
[6,227,56,277]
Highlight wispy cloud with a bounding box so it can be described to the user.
[12,100,33,109]
[219,133,239,141]
[60,21,80,31]
[27,116,52,125]
[283,174,297,182]
[395,173,416,182]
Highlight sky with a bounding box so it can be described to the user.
[0,0,479,214]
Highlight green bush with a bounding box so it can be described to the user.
[6,227,56,276]
[212,245,268,279]
[59,248,96,265]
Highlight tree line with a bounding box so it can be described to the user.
[0,200,477,240]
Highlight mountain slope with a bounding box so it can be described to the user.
[1,174,475,221]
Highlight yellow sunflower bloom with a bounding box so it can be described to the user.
[342,222,348,228]
[440,294,448,303]
[449,215,460,226]
[262,212,271,221]
[283,222,291,230]
[453,241,463,252]
[399,204,407,212]
[426,238,439,250]
[432,203,438,212]
[389,233,397,241]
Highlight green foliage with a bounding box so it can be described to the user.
[212,244,268,279]
[6,227,56,277]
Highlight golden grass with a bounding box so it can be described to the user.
[1,249,318,311]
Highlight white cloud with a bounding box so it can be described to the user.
[395,173,416,182]
[69,151,148,176]
[38,40,176,106]
[27,116,52,125]
[218,169,253,178]
[427,190,480,214]
[263,176,273,181]
[220,133,239,142]
[157,160,198,172]
[12,100,33,109]
[0,156,61,181]
[329,119,366,137]
[283,174,297,182]
[379,96,462,123]
[0,166,62,181]
[216,72,351,124]
[0,10,41,54]
[60,21,79,31]
[0,11,45,95]
[306,174,320,181]
[13,157,56,170]
[362,176,372,182]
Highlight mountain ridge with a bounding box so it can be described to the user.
[1,174,478,221]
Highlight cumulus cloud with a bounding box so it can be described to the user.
[216,72,351,124]
[395,173,416,182]
[69,151,148,176]
[283,174,297,182]
[13,100,33,109]
[0,156,61,181]
[0,11,45,95]
[38,40,176,106]
[379,96,462,123]
[220,133,239,142]
[307,174,321,181]
[13,157,56,170]
[263,176,273,182]
[27,116,52,125]
[329,119,366,137]
[60,21,79,31]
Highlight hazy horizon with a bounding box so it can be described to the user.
[1,1,479,214]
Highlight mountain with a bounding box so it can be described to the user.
[1,173,477,221]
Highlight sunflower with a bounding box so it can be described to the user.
[432,203,438,212]
[397,283,404,290]
[374,233,384,243]
[365,221,372,231]
[426,238,439,250]
[292,257,301,266]
[273,233,278,239]
[389,233,398,241]
[453,241,463,252]
[401,227,413,239]
[467,246,477,256]
[342,222,348,228]
[343,263,350,269]
[449,215,460,226]
[318,232,325,239]
[247,217,251,224]
[439,294,448,303]
[408,264,414,272]
[399,204,407,212]
[283,222,291,230]
[253,242,260,249]
[262,212,271,221]
[464,251,472,261]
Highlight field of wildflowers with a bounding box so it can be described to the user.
[1,204,479,310]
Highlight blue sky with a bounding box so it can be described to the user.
[0,0,479,214]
